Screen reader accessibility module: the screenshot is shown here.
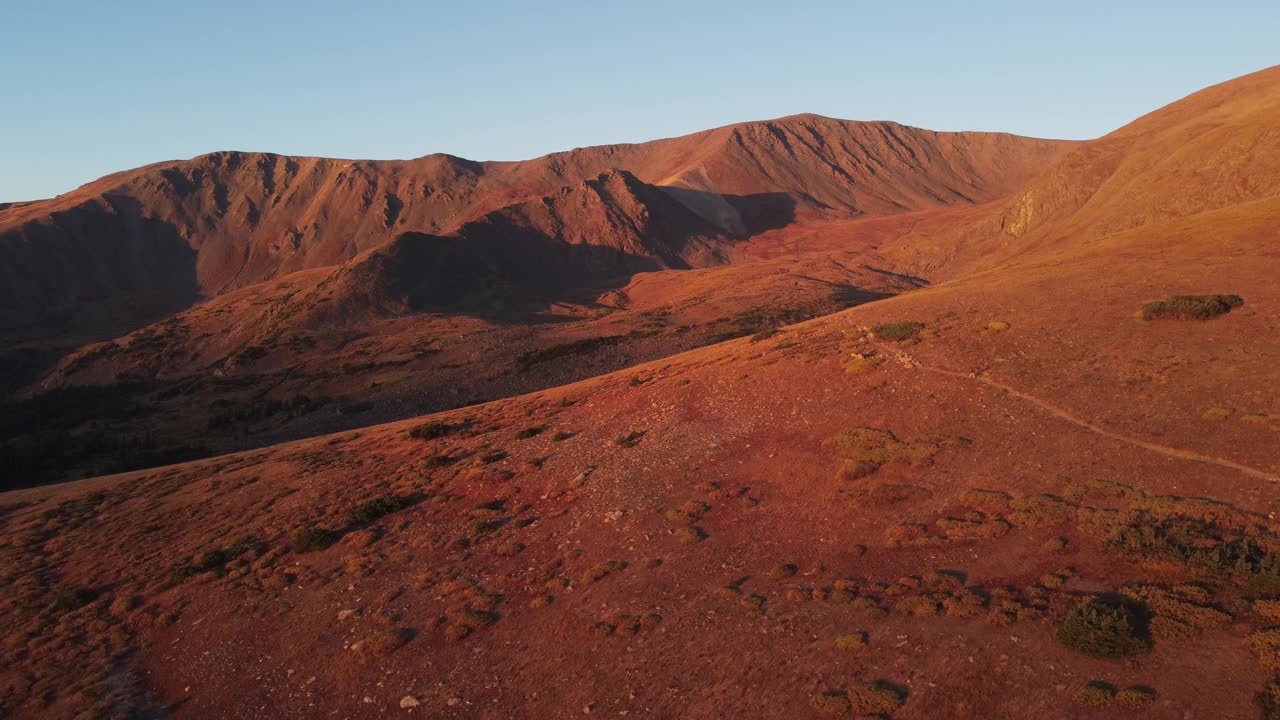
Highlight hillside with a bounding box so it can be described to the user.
[1,68,1279,720]
[0,118,1069,342]
[0,121,1070,486]
[878,65,1280,277]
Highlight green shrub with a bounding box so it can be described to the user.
[1056,598,1148,658]
[517,335,628,369]
[424,452,458,469]
[871,321,925,341]
[1140,294,1243,320]
[1106,513,1280,591]
[347,495,409,524]
[292,526,339,553]
[409,421,452,440]
[515,425,545,439]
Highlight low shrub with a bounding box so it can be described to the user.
[424,452,458,469]
[674,526,706,544]
[517,335,628,369]
[1256,600,1280,621]
[1056,598,1148,658]
[1120,584,1229,640]
[1258,676,1280,720]
[871,321,925,341]
[822,427,953,468]
[356,627,413,659]
[408,421,452,440]
[1249,629,1280,670]
[809,691,851,716]
[1115,686,1157,708]
[49,585,98,614]
[835,632,868,650]
[847,682,905,714]
[581,560,625,585]
[347,495,409,524]
[495,541,525,557]
[769,563,798,580]
[1106,513,1280,591]
[292,525,339,553]
[1140,294,1243,320]
[1073,682,1116,706]
[1202,407,1234,421]
[615,431,645,448]
[843,354,883,375]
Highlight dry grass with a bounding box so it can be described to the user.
[835,632,868,650]
[809,691,851,716]
[823,427,964,470]
[674,526,706,544]
[580,560,626,585]
[355,627,413,659]
[847,682,906,714]
[769,563,797,580]
[1256,600,1280,621]
[843,353,883,375]
[1249,629,1280,670]
[494,541,525,557]
[1202,406,1234,421]
[1120,584,1230,641]
[1116,687,1157,708]
[1073,682,1116,706]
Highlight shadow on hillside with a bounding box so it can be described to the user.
[0,195,199,399]
[0,196,199,338]
[659,186,797,240]
[370,188,797,321]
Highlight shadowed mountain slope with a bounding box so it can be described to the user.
[0,118,1070,340]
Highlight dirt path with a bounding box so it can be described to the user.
[870,339,1280,483]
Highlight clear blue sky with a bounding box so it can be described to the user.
[2,1,1277,202]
